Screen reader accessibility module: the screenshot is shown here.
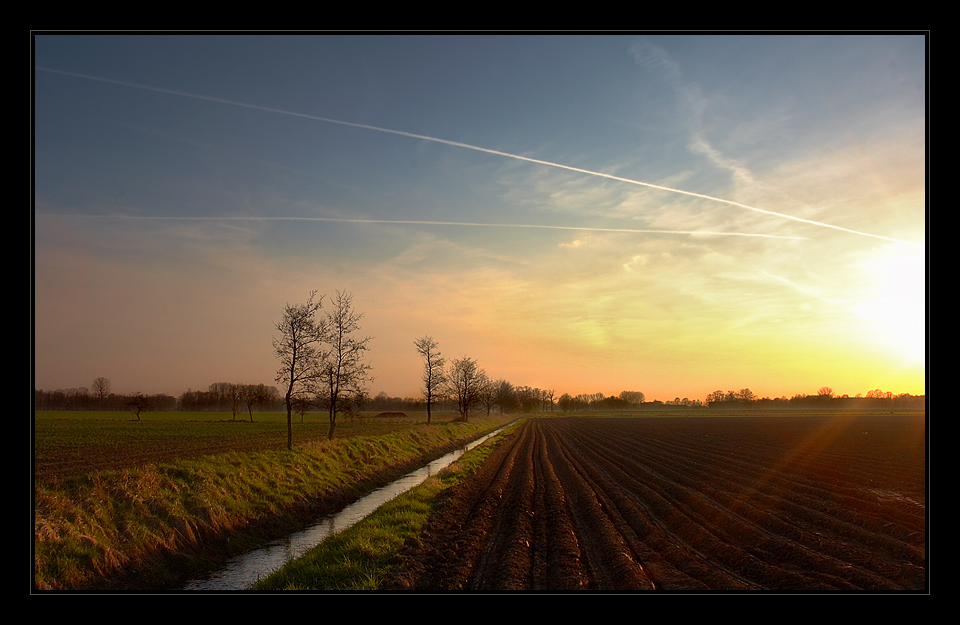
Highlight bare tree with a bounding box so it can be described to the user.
[208,382,233,412]
[618,390,646,406]
[446,356,487,422]
[706,390,726,404]
[494,379,518,414]
[241,384,258,422]
[91,377,111,408]
[479,378,498,416]
[291,393,313,423]
[541,388,555,413]
[227,383,245,421]
[274,290,326,450]
[317,291,373,440]
[242,383,271,422]
[126,391,151,421]
[414,336,446,425]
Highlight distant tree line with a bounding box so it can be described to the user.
[34,380,924,416]
[409,337,701,420]
[704,387,925,411]
[34,386,177,412]
[34,380,282,415]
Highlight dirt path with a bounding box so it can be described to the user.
[386,415,926,591]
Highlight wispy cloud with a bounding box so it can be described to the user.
[35,66,918,246]
[35,213,811,241]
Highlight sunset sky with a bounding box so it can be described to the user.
[33,34,927,403]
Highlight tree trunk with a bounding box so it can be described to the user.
[328,392,337,440]
[285,389,293,450]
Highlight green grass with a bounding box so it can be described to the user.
[33,413,514,590]
[34,410,455,450]
[251,475,447,590]
[252,419,522,591]
[33,410,485,481]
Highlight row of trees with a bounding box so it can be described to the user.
[415,362,926,417]
[556,390,654,412]
[705,387,925,410]
[35,377,924,419]
[414,336,491,424]
[180,382,283,419]
[34,381,284,415]
[415,336,562,422]
[34,386,178,412]
[411,340,922,417]
[415,336,568,423]
[38,294,925,445]
[413,337,659,421]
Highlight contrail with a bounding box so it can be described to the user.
[50,214,810,240]
[36,66,918,246]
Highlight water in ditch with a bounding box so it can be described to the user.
[183,424,509,591]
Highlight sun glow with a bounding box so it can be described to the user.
[850,243,926,366]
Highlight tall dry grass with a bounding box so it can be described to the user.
[34,416,511,590]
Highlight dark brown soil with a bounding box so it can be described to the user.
[385,415,926,592]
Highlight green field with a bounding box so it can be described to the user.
[34,410,473,481]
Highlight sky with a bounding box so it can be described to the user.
[32,34,927,403]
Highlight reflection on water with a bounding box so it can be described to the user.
[184,425,509,591]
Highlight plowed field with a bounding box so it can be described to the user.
[387,415,926,591]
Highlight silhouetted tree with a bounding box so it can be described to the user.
[242,383,272,422]
[541,389,555,412]
[447,356,487,421]
[515,386,547,413]
[494,379,518,414]
[126,391,151,421]
[291,394,313,423]
[227,383,245,421]
[208,382,234,412]
[479,378,499,416]
[706,390,726,405]
[317,290,373,440]
[91,377,111,408]
[414,336,446,425]
[274,290,326,450]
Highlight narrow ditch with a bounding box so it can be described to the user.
[183,423,514,591]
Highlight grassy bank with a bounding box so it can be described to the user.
[34,410,471,481]
[33,414,513,591]
[252,419,522,591]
